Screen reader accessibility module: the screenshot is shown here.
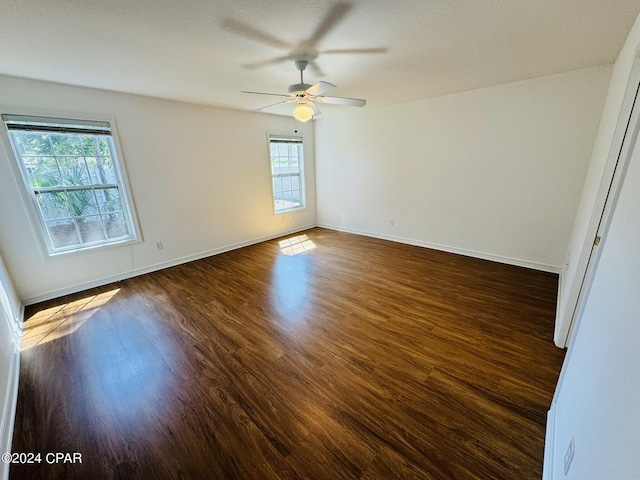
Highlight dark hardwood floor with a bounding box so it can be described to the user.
[11,228,565,479]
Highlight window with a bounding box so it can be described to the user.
[2,114,138,255]
[269,135,305,214]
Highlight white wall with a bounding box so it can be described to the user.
[550,121,640,480]
[315,66,612,271]
[0,75,316,303]
[546,12,640,480]
[0,252,21,480]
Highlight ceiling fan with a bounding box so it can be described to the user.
[223,3,386,77]
[242,60,366,122]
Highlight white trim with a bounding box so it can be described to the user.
[0,351,19,480]
[0,266,22,349]
[317,223,561,273]
[553,270,565,347]
[22,224,317,305]
[542,404,557,480]
[0,315,21,480]
[10,307,23,352]
[0,275,23,480]
[0,293,16,347]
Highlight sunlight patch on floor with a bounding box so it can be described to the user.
[279,234,316,256]
[21,288,120,351]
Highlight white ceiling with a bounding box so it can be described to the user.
[1,0,640,117]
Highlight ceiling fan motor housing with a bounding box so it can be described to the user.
[294,60,309,71]
[242,58,366,112]
[288,83,312,94]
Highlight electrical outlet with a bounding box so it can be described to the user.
[563,437,575,475]
[389,218,394,226]
[155,241,163,251]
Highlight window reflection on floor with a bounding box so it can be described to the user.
[273,235,315,321]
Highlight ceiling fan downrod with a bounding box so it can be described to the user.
[289,60,311,94]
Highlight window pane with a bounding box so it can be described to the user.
[37,191,69,221]
[274,177,283,195]
[292,174,300,191]
[105,212,129,239]
[66,189,98,217]
[29,157,61,187]
[46,219,79,249]
[78,215,106,243]
[84,157,99,183]
[101,157,116,183]
[58,156,91,186]
[85,156,115,184]
[51,134,83,155]
[96,188,123,213]
[81,136,95,156]
[98,137,110,155]
[11,132,53,156]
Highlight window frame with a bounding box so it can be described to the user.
[1,113,141,257]
[267,133,306,215]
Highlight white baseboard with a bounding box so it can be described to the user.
[23,222,562,305]
[543,404,557,480]
[22,224,317,306]
[0,349,20,480]
[317,223,562,273]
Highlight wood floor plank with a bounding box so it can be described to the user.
[10,228,564,479]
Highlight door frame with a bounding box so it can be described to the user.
[556,54,640,347]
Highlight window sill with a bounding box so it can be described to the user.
[45,236,141,259]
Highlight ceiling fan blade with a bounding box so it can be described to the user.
[255,99,296,112]
[242,91,291,98]
[222,18,293,50]
[317,96,366,107]
[321,47,388,55]
[306,81,336,96]
[308,60,325,78]
[243,56,293,70]
[305,2,352,47]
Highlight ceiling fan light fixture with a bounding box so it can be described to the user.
[293,103,314,122]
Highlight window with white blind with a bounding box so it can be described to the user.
[2,114,139,255]
[268,135,305,214]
